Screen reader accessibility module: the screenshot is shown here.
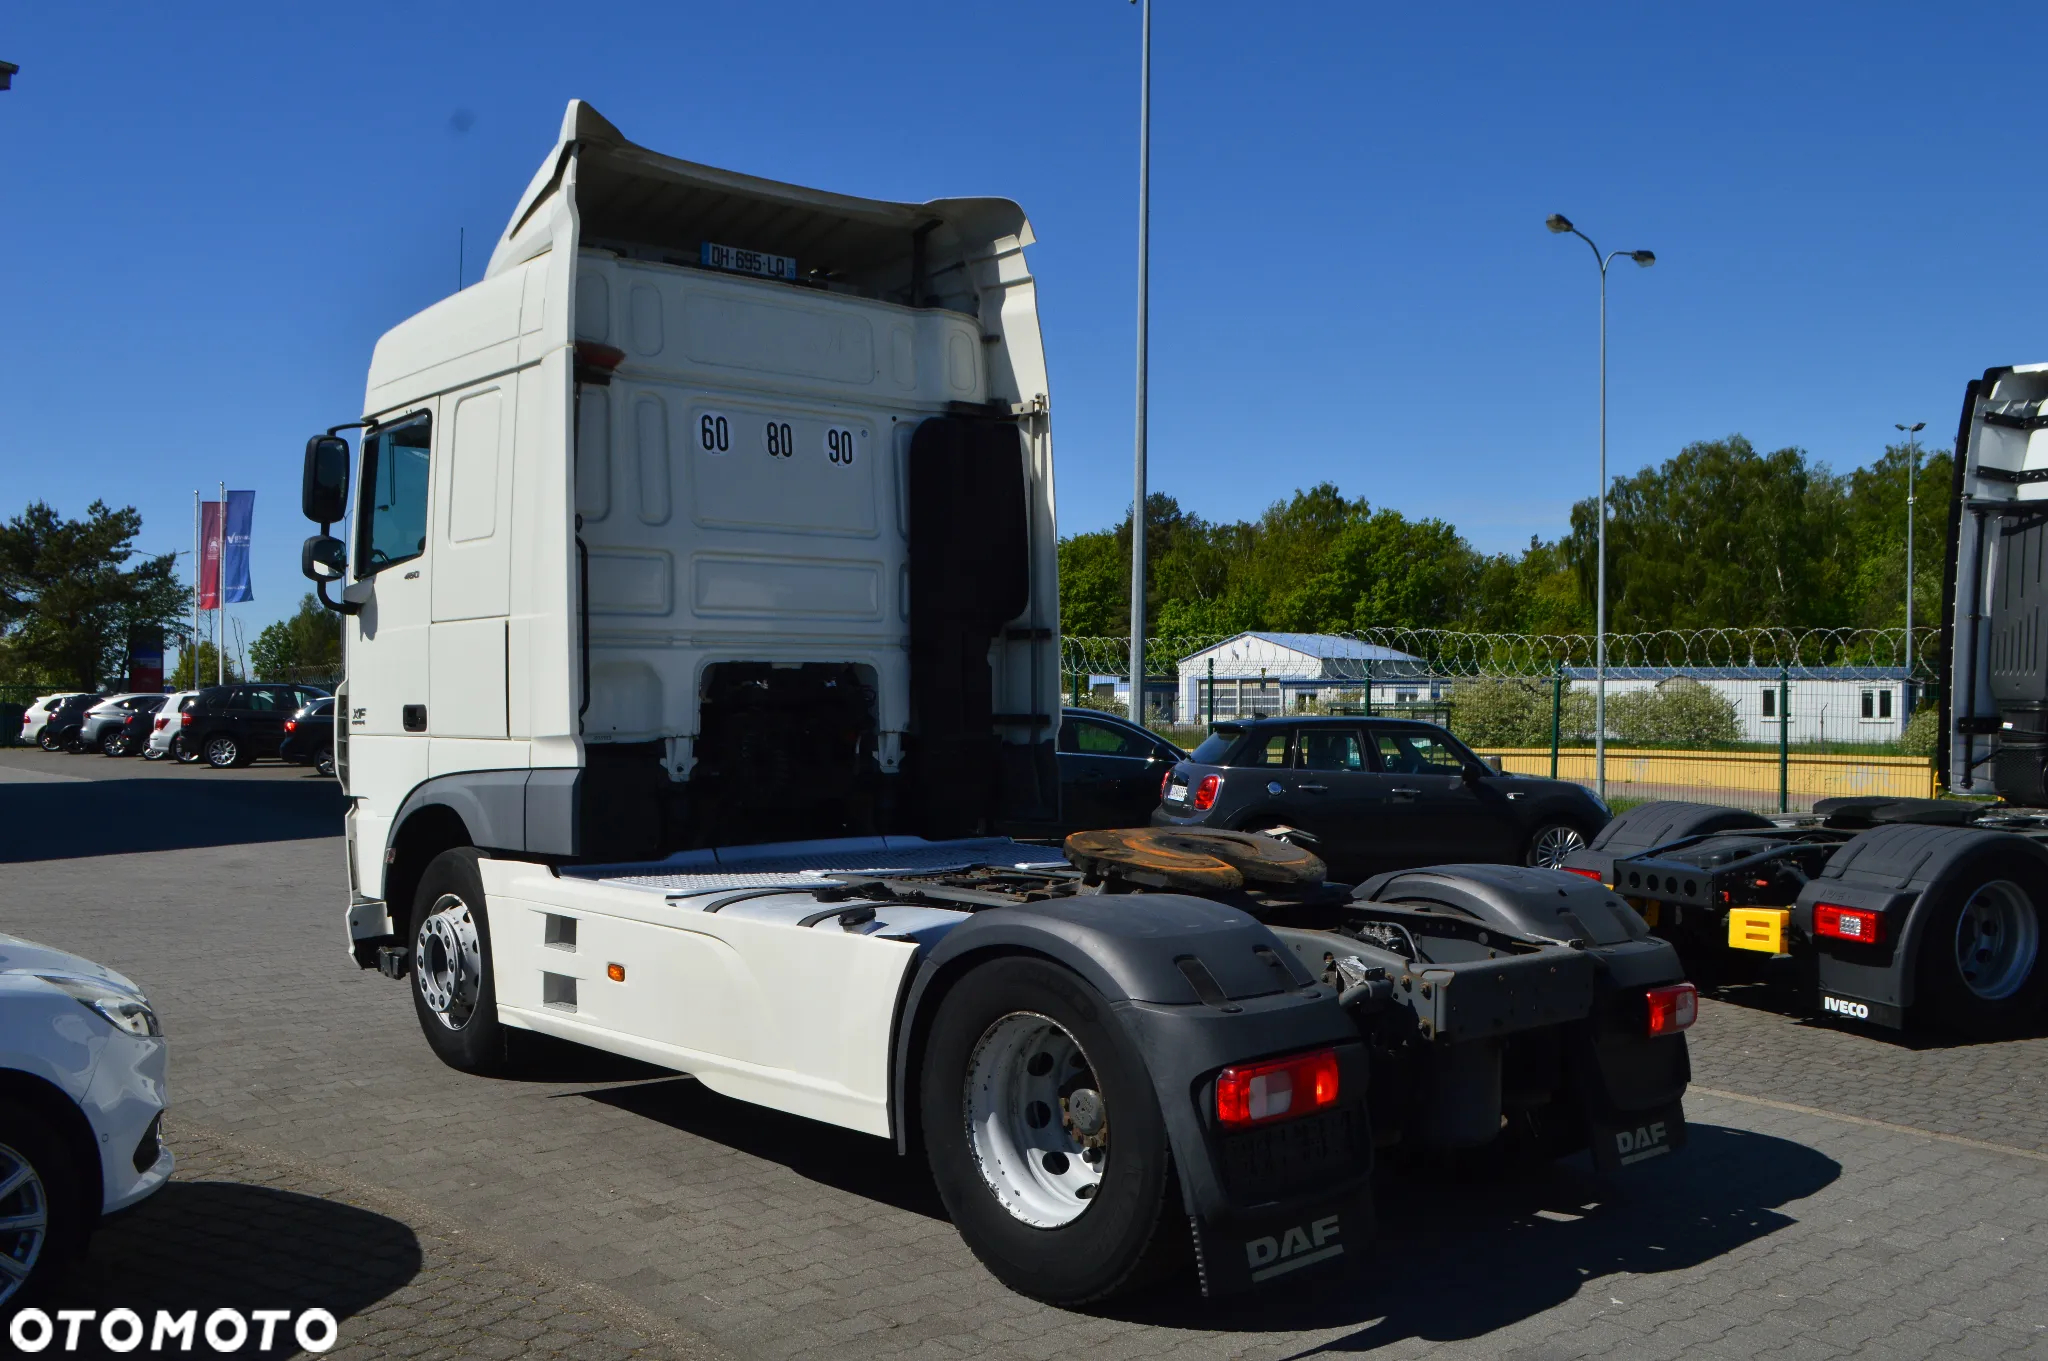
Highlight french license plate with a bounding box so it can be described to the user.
[1167,781,1188,804]
[701,241,799,281]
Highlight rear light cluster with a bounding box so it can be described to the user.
[1644,983,1697,1036]
[1560,866,1604,884]
[180,713,194,726]
[1192,774,1222,811]
[1160,770,1174,800]
[1813,903,1883,944]
[285,719,298,732]
[1215,1048,1340,1128]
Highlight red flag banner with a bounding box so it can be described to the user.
[198,500,223,609]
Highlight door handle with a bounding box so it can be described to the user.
[1299,784,1328,793]
[1390,786,1421,800]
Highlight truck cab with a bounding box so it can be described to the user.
[304,102,1060,964]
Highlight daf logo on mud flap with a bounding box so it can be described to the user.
[1822,996,1871,1020]
[1244,1214,1343,1282]
[1615,1120,1671,1165]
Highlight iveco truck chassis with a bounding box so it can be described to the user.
[300,102,1695,1304]
[1562,365,2048,1040]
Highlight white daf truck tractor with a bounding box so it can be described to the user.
[1563,364,2048,1040]
[298,101,1698,1305]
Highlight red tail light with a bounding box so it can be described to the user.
[1645,983,1697,1036]
[1161,769,1174,800]
[1814,903,1883,944]
[285,719,297,732]
[154,717,168,731]
[180,713,193,726]
[1193,774,1222,811]
[1561,866,1605,884]
[1215,1049,1341,1128]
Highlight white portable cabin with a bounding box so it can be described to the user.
[332,101,1062,954]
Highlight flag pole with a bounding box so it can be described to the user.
[217,480,226,685]
[190,490,201,690]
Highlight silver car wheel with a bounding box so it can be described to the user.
[415,893,483,1030]
[1527,823,1588,869]
[1954,880,2041,1002]
[963,1012,1107,1228]
[0,1141,50,1306]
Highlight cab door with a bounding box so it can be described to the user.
[342,409,436,788]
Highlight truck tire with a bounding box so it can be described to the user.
[919,956,1181,1305]
[409,847,517,1076]
[0,1106,88,1307]
[1915,848,2048,1037]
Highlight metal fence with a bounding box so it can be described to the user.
[1064,629,1941,814]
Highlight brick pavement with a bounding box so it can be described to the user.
[4,747,2048,1360]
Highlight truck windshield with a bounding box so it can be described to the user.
[359,414,432,575]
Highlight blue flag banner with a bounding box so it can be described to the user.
[222,489,255,604]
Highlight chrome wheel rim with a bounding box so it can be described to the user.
[206,737,236,766]
[1528,824,1587,869]
[0,1141,49,1305]
[1954,880,2040,1002]
[415,893,483,1030]
[963,1012,1106,1228]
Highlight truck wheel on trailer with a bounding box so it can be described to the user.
[1916,849,2047,1037]
[409,847,517,1075]
[919,956,1182,1305]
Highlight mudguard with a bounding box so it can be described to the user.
[890,894,1372,1293]
[1794,822,2048,1027]
[1569,801,1774,884]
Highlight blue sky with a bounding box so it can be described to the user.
[4,2,2043,642]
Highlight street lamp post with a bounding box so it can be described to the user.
[1897,420,1926,700]
[1129,0,1152,724]
[1546,215,1654,802]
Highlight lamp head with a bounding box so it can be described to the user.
[1629,250,1656,267]
[1546,214,1574,234]
[1896,421,1925,433]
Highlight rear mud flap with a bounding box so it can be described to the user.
[1588,1100,1687,1172]
[1188,1192,1370,1296]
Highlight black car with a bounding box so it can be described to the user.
[1055,707,1186,831]
[36,694,106,752]
[279,696,336,773]
[183,683,334,768]
[1151,716,1610,881]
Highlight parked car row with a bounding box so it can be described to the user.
[15,686,334,773]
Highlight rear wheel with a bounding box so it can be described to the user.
[0,1108,88,1307]
[36,731,59,752]
[1525,820,1594,869]
[409,847,518,1075]
[100,729,131,756]
[920,956,1181,1304]
[173,734,200,764]
[203,734,246,768]
[1916,850,2048,1036]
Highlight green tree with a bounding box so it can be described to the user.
[0,501,188,689]
[170,639,243,689]
[250,594,343,681]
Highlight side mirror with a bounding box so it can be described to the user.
[302,534,346,581]
[302,435,350,524]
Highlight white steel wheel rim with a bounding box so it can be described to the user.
[1529,824,1587,869]
[963,1012,1107,1228]
[1954,880,2040,1002]
[415,893,483,1030]
[0,1141,49,1305]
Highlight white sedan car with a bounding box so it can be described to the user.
[0,935,171,1303]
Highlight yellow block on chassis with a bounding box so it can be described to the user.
[1727,907,1791,954]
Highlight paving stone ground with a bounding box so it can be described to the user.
[4,747,2047,1360]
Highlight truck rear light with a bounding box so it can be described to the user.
[1215,1048,1340,1128]
[1645,983,1697,1036]
[1814,903,1884,944]
[1193,774,1222,811]
[1561,866,1604,884]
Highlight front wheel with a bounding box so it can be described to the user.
[0,1108,88,1307]
[410,847,518,1075]
[919,956,1181,1304]
[1525,820,1593,869]
[1916,852,2047,1037]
